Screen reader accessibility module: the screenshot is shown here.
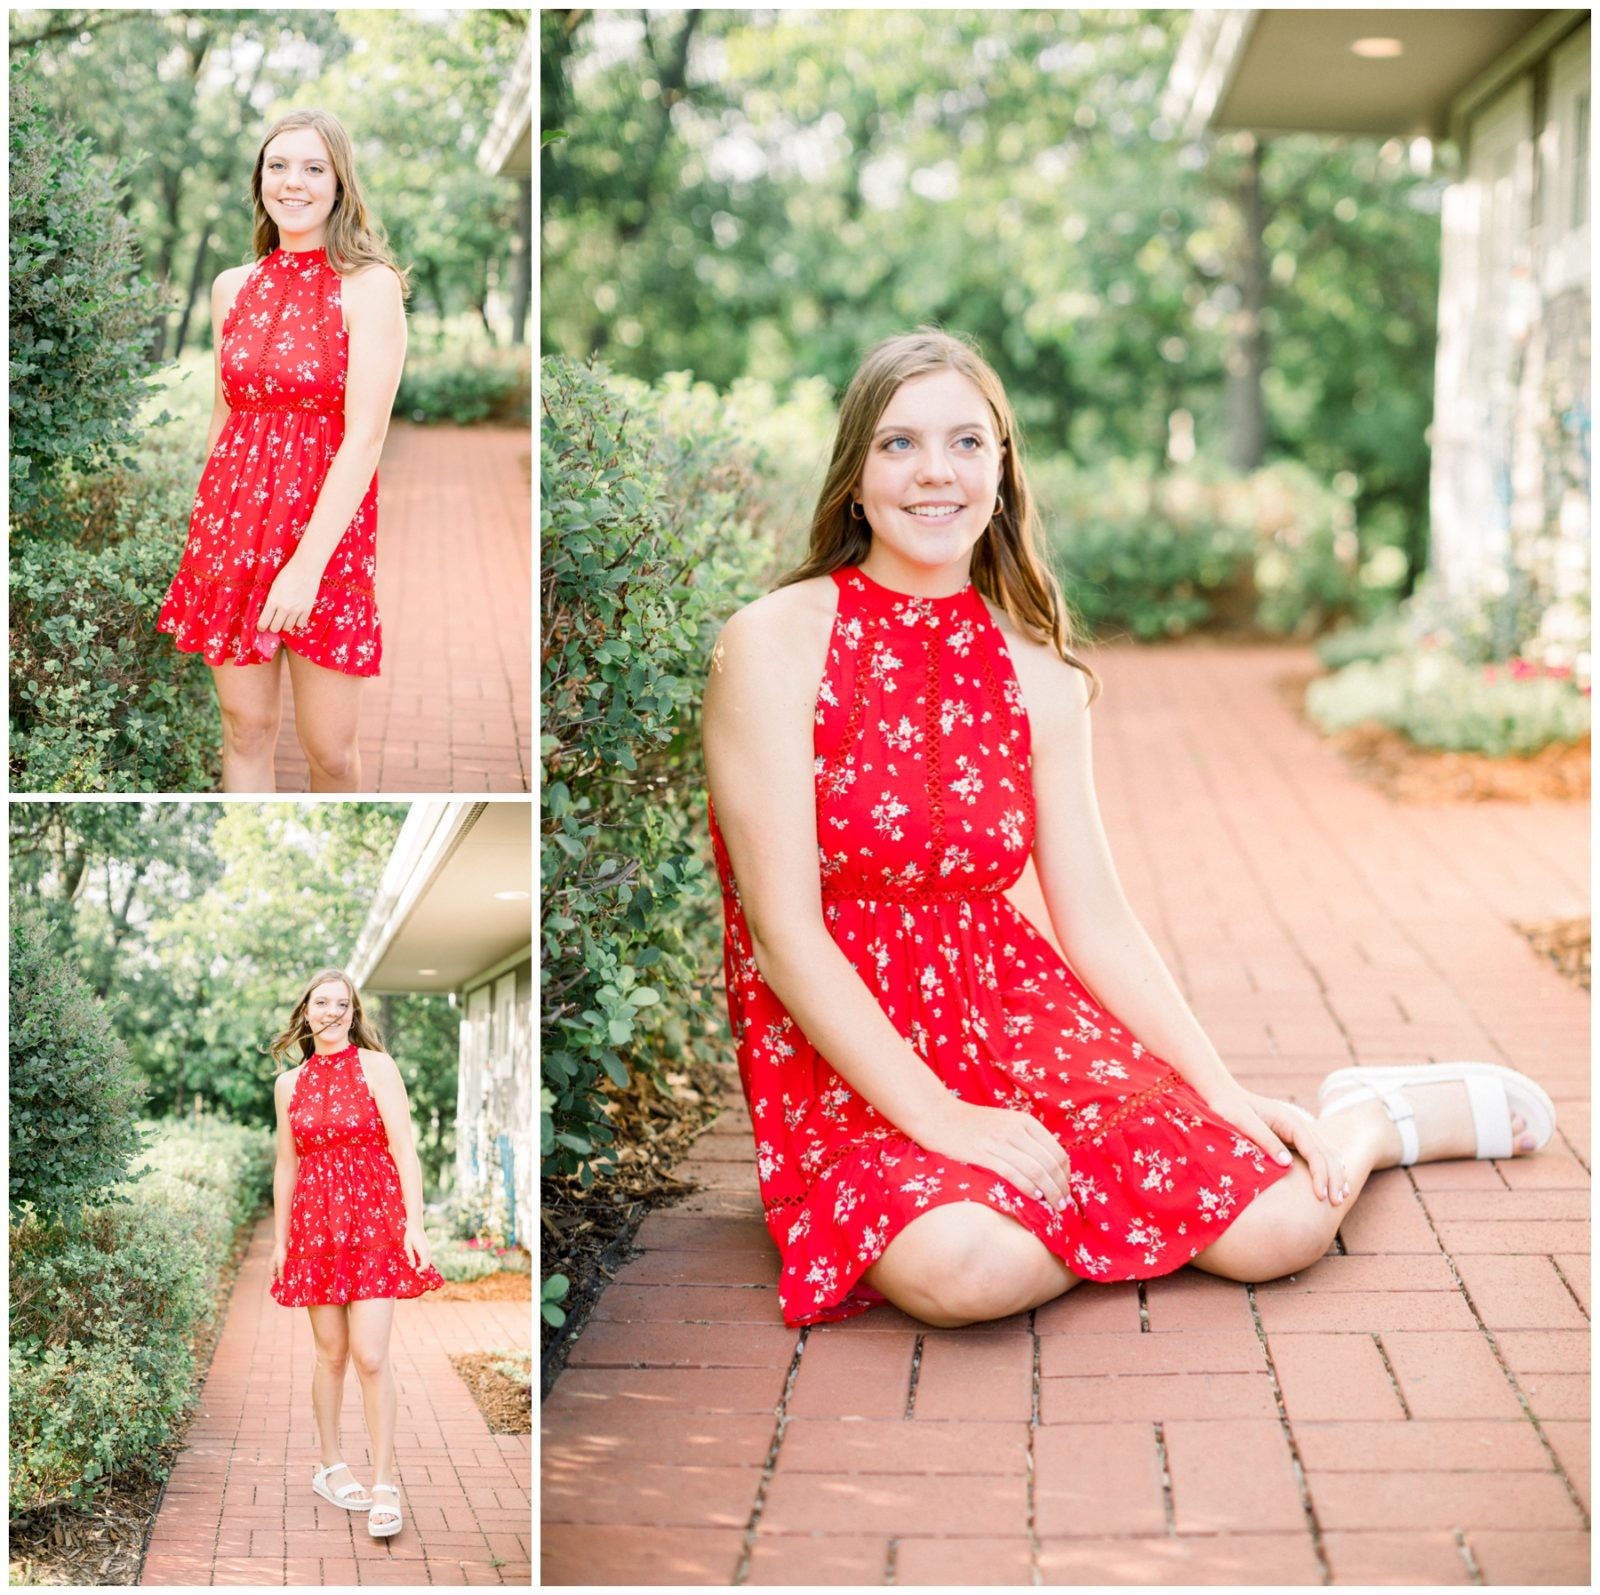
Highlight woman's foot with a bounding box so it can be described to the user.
[312,1459,371,1509]
[1323,1078,1535,1168]
[368,1481,402,1537]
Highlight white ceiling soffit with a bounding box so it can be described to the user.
[1169,9,1562,141]
[355,802,533,995]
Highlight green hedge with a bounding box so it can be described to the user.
[541,356,776,1186]
[1033,456,1404,641]
[10,471,221,793]
[396,351,531,425]
[10,1117,274,1513]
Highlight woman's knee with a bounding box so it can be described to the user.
[219,699,280,755]
[1197,1187,1336,1283]
[870,1206,1054,1328]
[349,1341,387,1380]
[297,726,358,780]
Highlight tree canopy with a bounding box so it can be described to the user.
[542,8,1444,582]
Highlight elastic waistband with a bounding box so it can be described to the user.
[821,883,1013,906]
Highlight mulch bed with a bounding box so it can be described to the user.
[449,1353,533,1434]
[7,1211,259,1588]
[1514,917,1592,992]
[1275,667,1591,803]
[426,1268,534,1303]
[540,1051,731,1399]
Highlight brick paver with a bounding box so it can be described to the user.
[540,642,1590,1586]
[142,1217,531,1585]
[277,421,531,793]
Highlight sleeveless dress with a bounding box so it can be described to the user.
[156,245,383,677]
[270,1044,443,1306]
[709,567,1292,1326]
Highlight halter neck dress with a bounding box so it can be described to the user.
[270,1043,442,1306]
[157,244,382,676]
[709,566,1291,1326]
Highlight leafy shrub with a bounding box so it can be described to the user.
[1306,651,1591,756]
[541,356,774,1185]
[10,1116,274,1512]
[9,472,221,793]
[431,1238,504,1282]
[1315,611,1412,670]
[9,59,169,524]
[1032,456,1402,641]
[10,908,148,1223]
[492,1350,533,1387]
[395,353,530,425]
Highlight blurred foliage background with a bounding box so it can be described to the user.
[542,7,1444,592]
[13,6,530,359]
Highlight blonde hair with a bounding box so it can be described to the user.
[250,108,411,299]
[778,327,1100,704]
[268,967,385,1069]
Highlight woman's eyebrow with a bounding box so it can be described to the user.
[871,421,991,437]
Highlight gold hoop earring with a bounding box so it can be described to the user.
[993,493,1005,518]
[849,501,866,521]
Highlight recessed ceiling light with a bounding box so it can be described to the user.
[494,889,531,901]
[418,967,438,976]
[1350,37,1403,59]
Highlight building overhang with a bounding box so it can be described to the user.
[349,801,532,996]
[478,28,532,177]
[1165,9,1581,145]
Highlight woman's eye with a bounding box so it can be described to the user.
[956,435,981,450]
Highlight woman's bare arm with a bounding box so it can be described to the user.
[361,1049,433,1267]
[271,1070,300,1274]
[703,586,1076,1208]
[205,265,252,455]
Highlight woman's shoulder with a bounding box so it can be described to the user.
[718,575,837,652]
[983,598,1092,717]
[275,1062,305,1096]
[340,260,405,302]
[356,1046,399,1080]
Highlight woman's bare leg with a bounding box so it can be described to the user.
[210,656,284,792]
[347,1298,398,1524]
[861,1202,1082,1329]
[1193,1081,1533,1283]
[305,1305,368,1502]
[285,650,367,792]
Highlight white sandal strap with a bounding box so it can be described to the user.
[1321,1083,1418,1164]
[333,1480,368,1499]
[1464,1074,1513,1160]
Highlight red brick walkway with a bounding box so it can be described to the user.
[276,421,532,793]
[141,1217,532,1586]
[542,643,1590,1586]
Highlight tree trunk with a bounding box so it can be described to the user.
[509,180,531,346]
[1225,138,1270,472]
[171,228,212,357]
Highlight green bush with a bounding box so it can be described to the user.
[431,1238,504,1282]
[9,59,169,525]
[395,353,531,425]
[10,908,148,1224]
[1033,456,1403,641]
[541,356,774,1185]
[1315,611,1413,670]
[1306,650,1591,756]
[9,472,221,793]
[9,1116,274,1513]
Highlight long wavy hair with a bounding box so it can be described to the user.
[778,327,1100,704]
[268,967,386,1069]
[249,108,411,299]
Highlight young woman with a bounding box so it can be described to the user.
[157,108,408,793]
[702,328,1556,1329]
[269,968,442,1538]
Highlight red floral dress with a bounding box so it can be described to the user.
[270,1044,442,1306]
[157,245,382,676]
[709,567,1291,1326]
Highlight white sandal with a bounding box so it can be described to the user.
[368,1482,402,1538]
[311,1460,372,1511]
[1318,1061,1556,1164]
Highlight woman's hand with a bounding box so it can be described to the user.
[1204,1086,1350,1205]
[403,1222,433,1274]
[271,1243,287,1282]
[258,558,322,635]
[917,1099,1075,1211]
